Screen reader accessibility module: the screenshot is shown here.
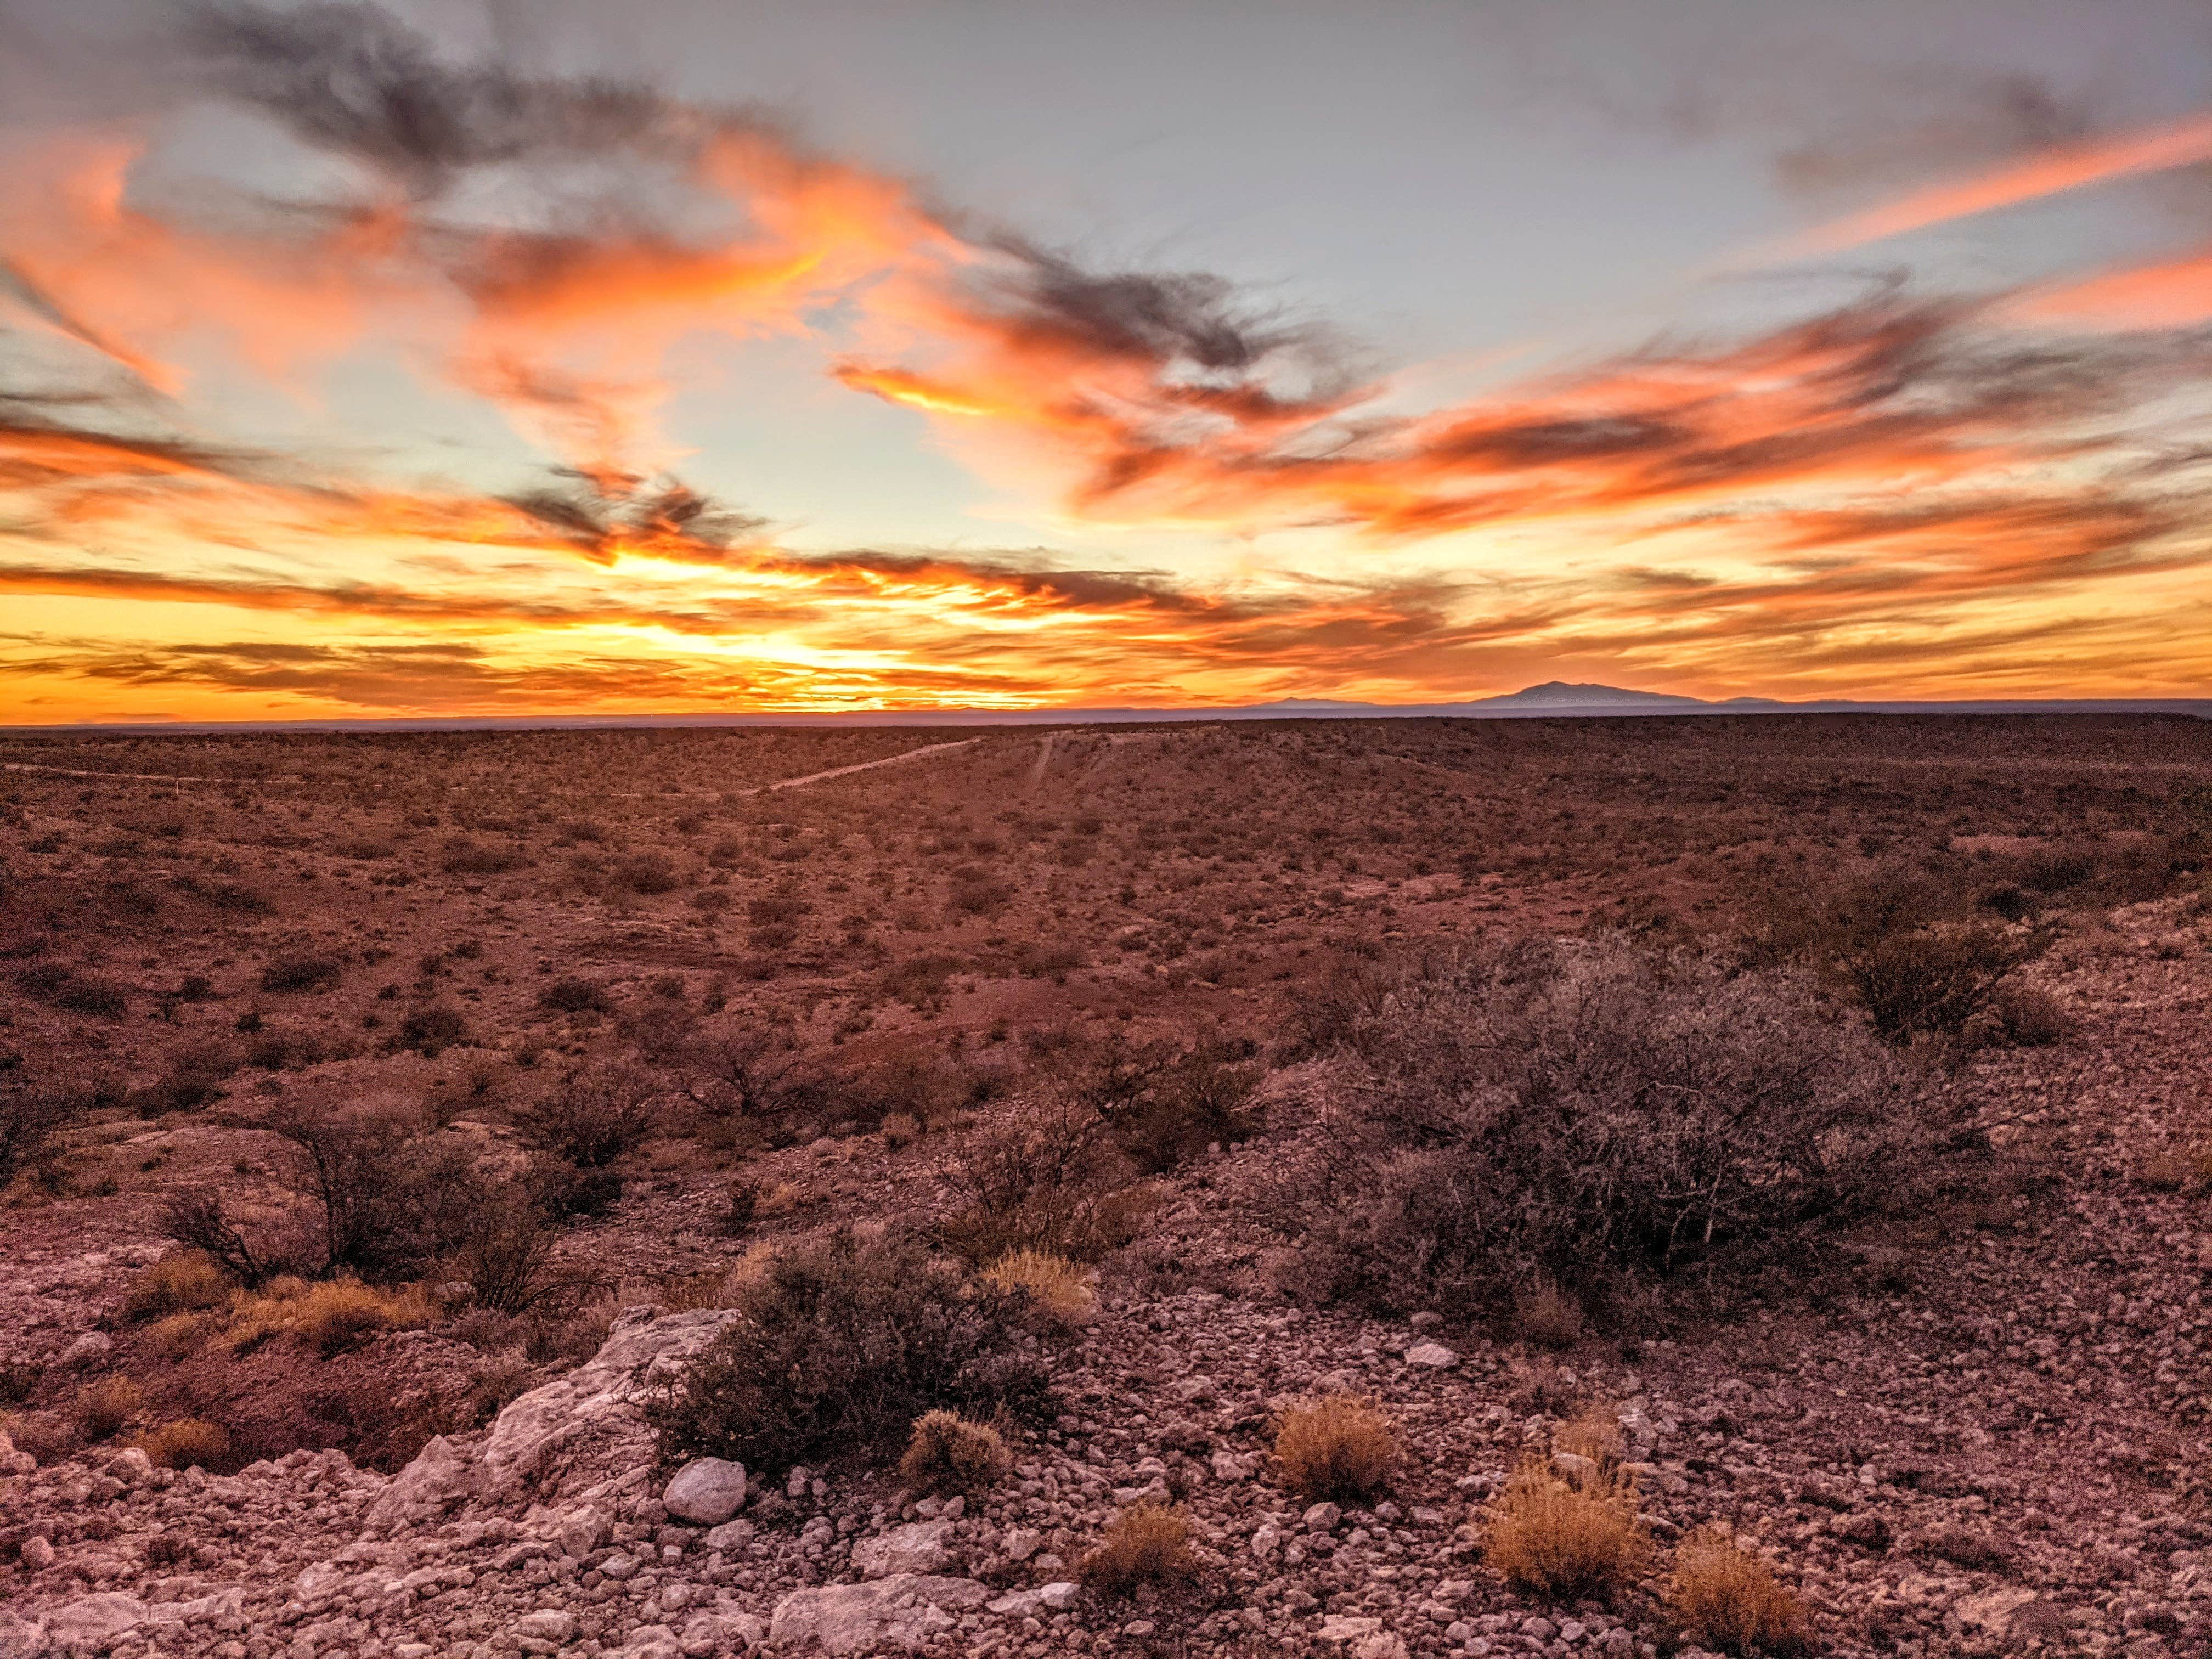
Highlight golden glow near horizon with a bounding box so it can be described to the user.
[5,6,2212,721]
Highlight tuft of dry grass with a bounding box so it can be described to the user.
[75,1375,146,1443]
[222,1277,438,1356]
[1555,1400,1624,1466]
[1515,1277,1585,1349]
[1665,1527,1809,1656]
[1483,1452,1651,1600]
[1081,1502,1195,1598]
[123,1252,232,1320]
[135,1417,230,1471]
[2138,1140,2212,1193]
[1273,1394,1398,1504]
[982,1248,1095,1324]
[898,1409,1010,1497]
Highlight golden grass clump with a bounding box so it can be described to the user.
[881,1112,921,1148]
[1080,1502,1195,1598]
[1484,1452,1652,1600]
[148,1311,212,1361]
[898,1409,1011,1497]
[135,1417,230,1471]
[2139,1140,2212,1193]
[1665,1527,1809,1656]
[75,1375,146,1443]
[983,1249,1095,1324]
[1273,1394,1399,1504]
[1555,1400,1624,1467]
[222,1277,438,1356]
[124,1252,231,1319]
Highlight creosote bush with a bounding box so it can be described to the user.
[648,1230,1049,1478]
[1081,1502,1195,1598]
[1273,1395,1398,1504]
[76,1375,146,1443]
[898,1410,1010,1497]
[1278,938,1965,1313]
[514,1065,661,1169]
[1484,1452,1651,1600]
[1666,1527,1809,1656]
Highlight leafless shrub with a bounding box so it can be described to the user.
[268,1105,484,1280]
[1273,938,1970,1314]
[260,953,341,993]
[514,1065,662,1168]
[0,1077,73,1192]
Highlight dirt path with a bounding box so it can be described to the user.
[742,737,980,795]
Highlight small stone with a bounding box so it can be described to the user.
[19,1534,54,1571]
[1002,1527,1042,1562]
[1305,1502,1343,1532]
[1404,1341,1458,1369]
[516,1610,575,1643]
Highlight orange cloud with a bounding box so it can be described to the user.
[1785,110,2212,255]
[2000,244,2212,331]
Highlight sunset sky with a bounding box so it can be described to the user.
[4,0,2212,721]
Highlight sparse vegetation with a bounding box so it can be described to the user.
[1272,1394,1398,1504]
[1081,1502,1195,1598]
[648,1230,1049,1477]
[1484,1452,1652,1600]
[898,1409,1010,1497]
[1665,1527,1809,1656]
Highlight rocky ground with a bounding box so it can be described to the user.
[5,893,2212,1659]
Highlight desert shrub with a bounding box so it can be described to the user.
[160,1189,280,1288]
[1484,1452,1651,1600]
[714,1178,760,1238]
[1838,923,2035,1040]
[1666,1527,1809,1656]
[124,1252,231,1319]
[935,1101,1141,1263]
[1092,1039,1260,1174]
[1273,1395,1398,1504]
[1275,939,1957,1313]
[270,1106,484,1279]
[464,1351,537,1424]
[1516,1278,1586,1349]
[136,1418,231,1471]
[647,1230,1051,1477]
[55,974,128,1015]
[881,1111,921,1148]
[398,1002,469,1055]
[1991,982,2068,1046]
[76,1375,146,1442]
[982,1249,1094,1324]
[260,953,341,993]
[679,1028,821,1126]
[898,1410,1010,1497]
[0,1359,42,1405]
[538,977,612,1014]
[1555,1401,1624,1466]
[611,853,680,895]
[524,1155,624,1220]
[458,1200,584,1316]
[513,1065,661,1167]
[0,1079,72,1192]
[441,837,520,875]
[1081,1503,1195,1598]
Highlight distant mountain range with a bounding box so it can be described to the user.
[10,681,2211,732]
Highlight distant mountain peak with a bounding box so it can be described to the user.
[1488,681,1711,707]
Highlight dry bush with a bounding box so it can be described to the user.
[1990,982,2068,1047]
[160,1188,283,1288]
[76,1375,146,1442]
[136,1418,230,1471]
[1665,1527,1809,1656]
[225,1277,438,1356]
[647,1230,1049,1478]
[1075,1031,1261,1173]
[514,1065,661,1168]
[881,1111,921,1149]
[2138,1141,2212,1193]
[398,1002,469,1055]
[1555,1401,1624,1466]
[1839,924,2036,1041]
[441,837,521,876]
[1273,1395,1398,1504]
[983,1249,1094,1324]
[1,1080,74,1193]
[148,1312,211,1360]
[678,1027,821,1129]
[458,1200,586,1316]
[123,1252,231,1319]
[270,1105,483,1279]
[1484,1452,1651,1600]
[1276,939,1962,1313]
[934,1098,1149,1264]
[56,974,128,1015]
[1516,1278,1585,1350]
[898,1409,1010,1497]
[259,953,341,993]
[611,853,680,895]
[1081,1502,1195,1598]
[537,977,611,1014]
